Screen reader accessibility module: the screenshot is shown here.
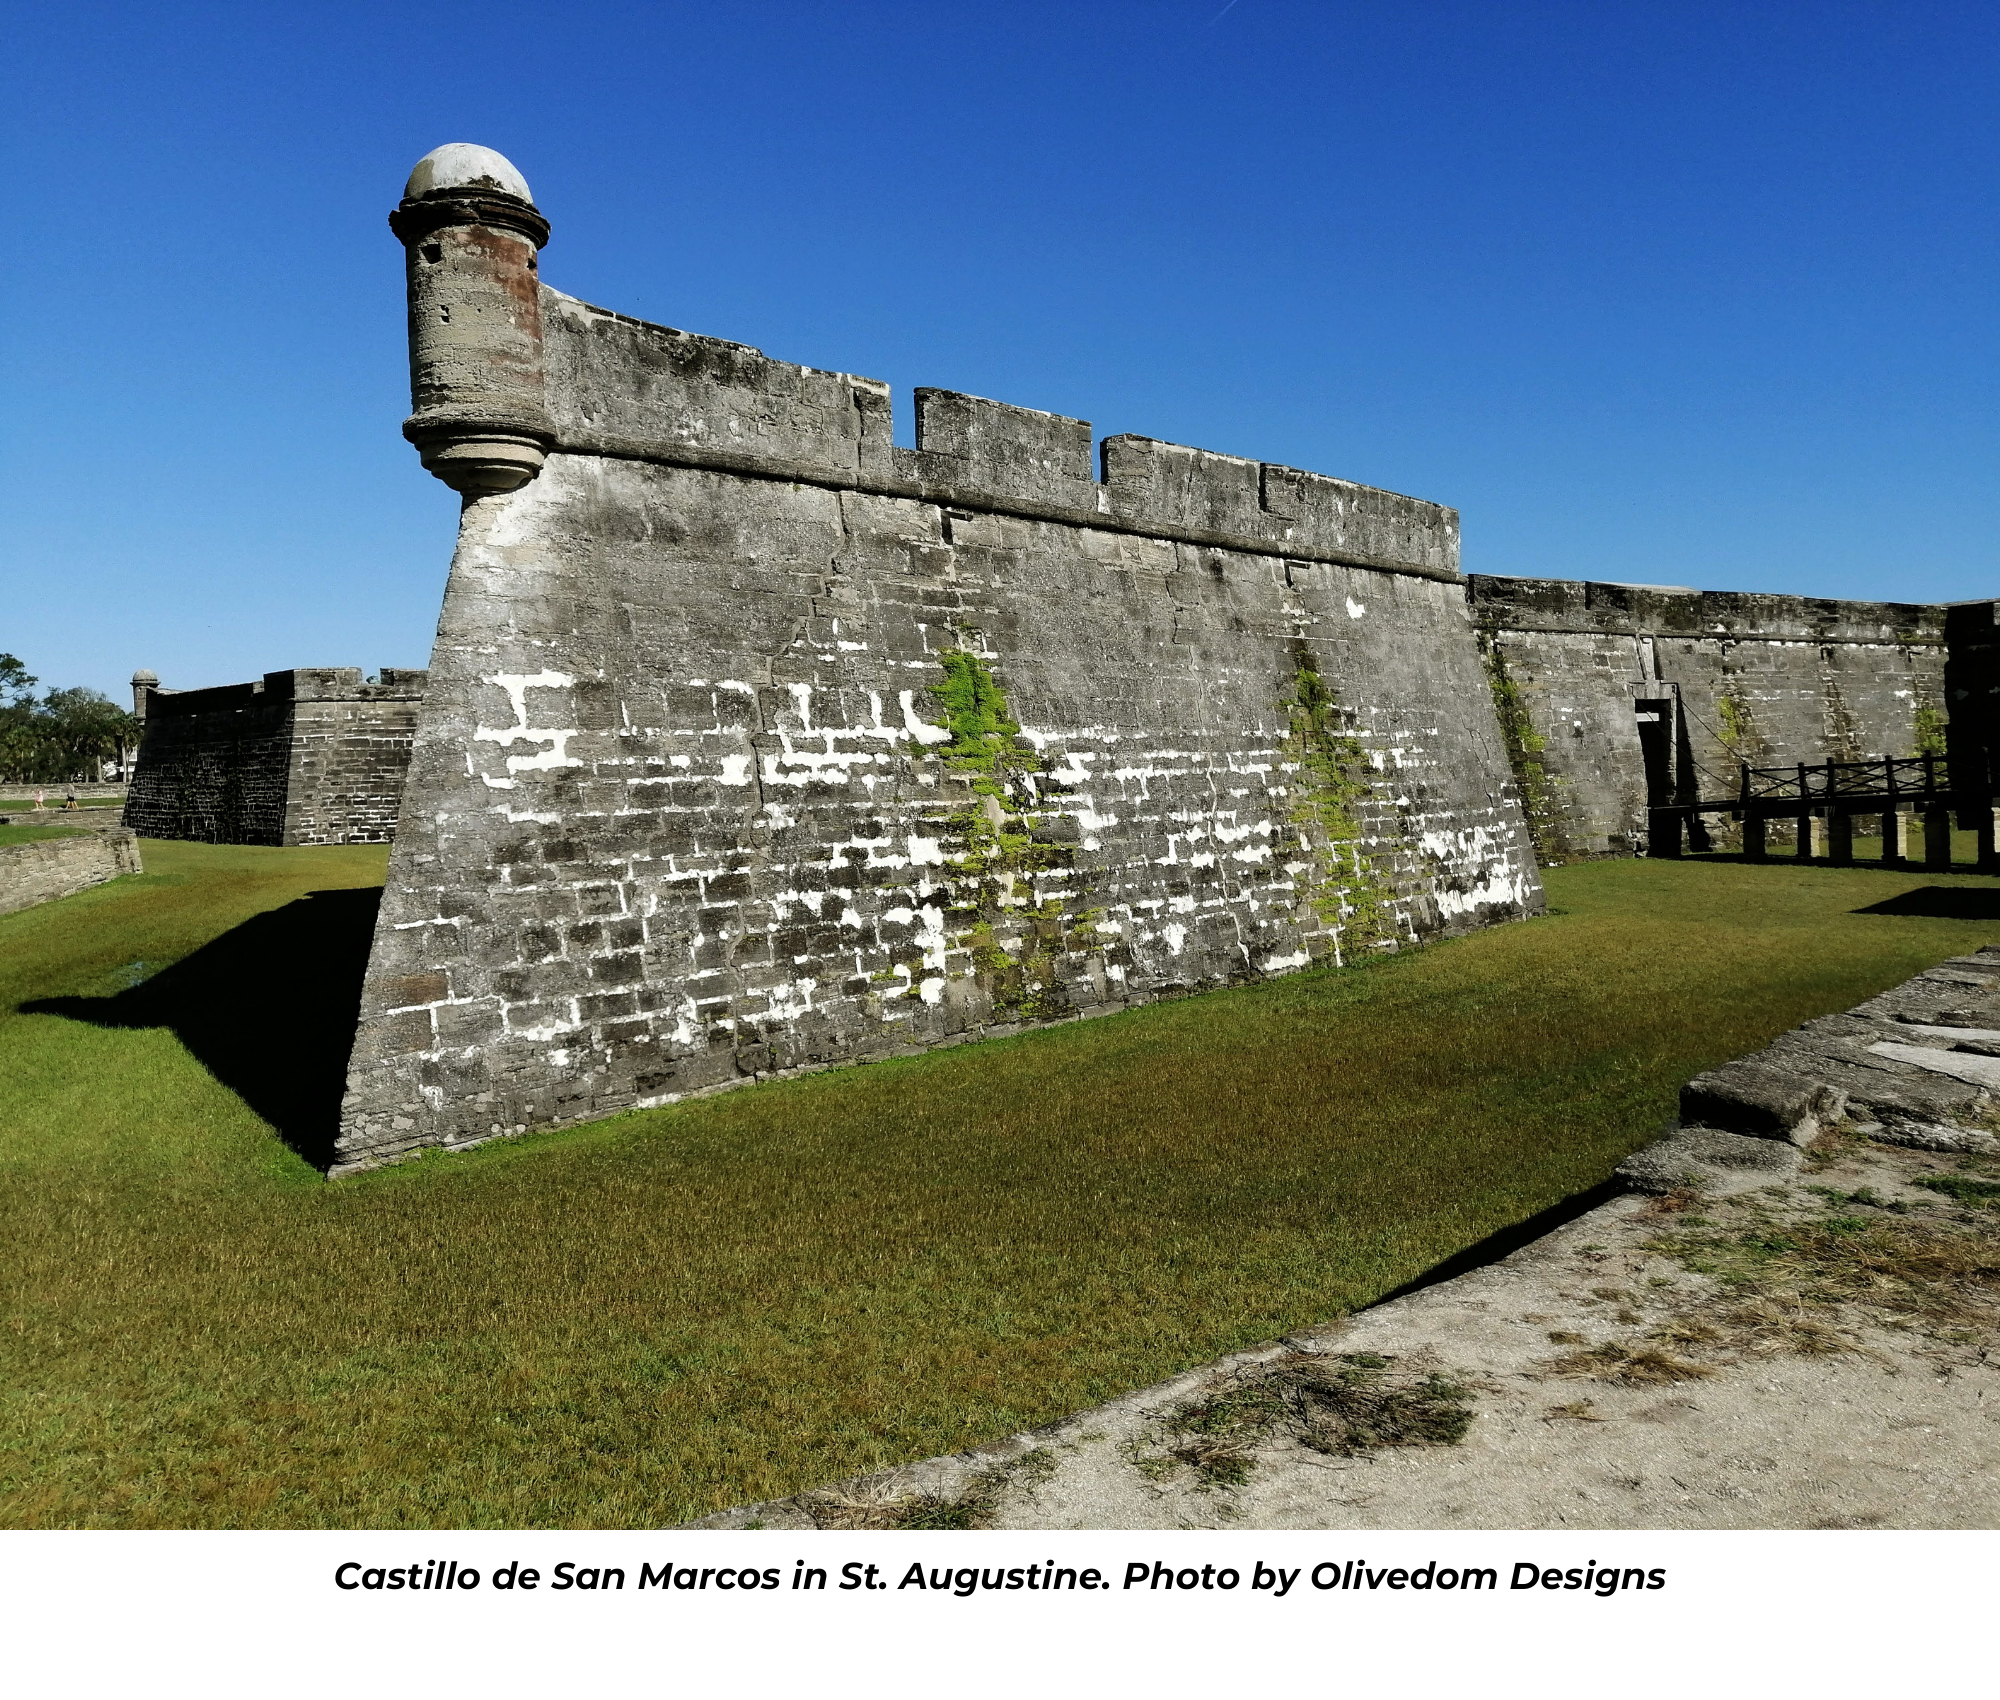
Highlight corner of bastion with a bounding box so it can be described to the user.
[330,143,1545,1174]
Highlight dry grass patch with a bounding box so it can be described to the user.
[1134,1351,1479,1490]
[1541,1341,1716,1385]
[807,1450,1057,1530]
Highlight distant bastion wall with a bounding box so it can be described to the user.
[331,144,1545,1174]
[124,668,428,846]
[1467,576,1999,860]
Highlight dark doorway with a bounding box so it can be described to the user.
[1635,699,1675,805]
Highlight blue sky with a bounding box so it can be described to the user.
[4,0,1995,700]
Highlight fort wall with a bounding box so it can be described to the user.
[124,669,426,846]
[332,145,1543,1173]
[1465,575,1998,858]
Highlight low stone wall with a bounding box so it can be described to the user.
[0,829,143,918]
[0,808,125,829]
[0,784,128,802]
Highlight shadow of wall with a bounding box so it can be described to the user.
[26,886,380,1171]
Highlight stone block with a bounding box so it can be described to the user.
[1679,1060,1849,1145]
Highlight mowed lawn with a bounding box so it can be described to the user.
[4,839,1998,1528]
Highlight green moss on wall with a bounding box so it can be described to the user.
[1278,656,1397,960]
[1913,700,1948,758]
[917,649,1093,1022]
[1480,642,1569,864]
[1715,689,1752,754]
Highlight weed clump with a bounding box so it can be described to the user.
[1285,1357,1476,1455]
[1136,1351,1478,1489]
[1646,1203,2000,1333]
[1913,1175,2000,1208]
[808,1450,1056,1531]
[1541,1341,1715,1385]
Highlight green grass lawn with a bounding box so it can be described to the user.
[0,823,91,846]
[5,838,1999,1528]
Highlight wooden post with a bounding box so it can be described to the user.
[1979,806,2000,873]
[1925,807,1953,870]
[1827,810,1853,865]
[1742,812,1767,859]
[1648,808,1682,858]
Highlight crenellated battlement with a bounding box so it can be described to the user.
[538,289,1459,582]
[1468,573,1948,646]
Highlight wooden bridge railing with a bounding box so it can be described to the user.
[1648,753,1997,869]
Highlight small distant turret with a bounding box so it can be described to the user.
[389,144,553,496]
[130,668,159,720]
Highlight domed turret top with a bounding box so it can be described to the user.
[404,144,534,205]
[130,669,158,685]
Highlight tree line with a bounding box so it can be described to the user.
[0,654,138,785]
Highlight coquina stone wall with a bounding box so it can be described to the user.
[0,829,142,918]
[124,669,427,846]
[1468,576,2000,859]
[332,145,1545,1173]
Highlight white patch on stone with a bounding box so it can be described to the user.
[764,978,819,1021]
[1868,1043,2000,1090]
[718,754,753,786]
[901,690,953,745]
[1262,948,1311,971]
[915,904,950,970]
[474,669,583,778]
[1164,923,1187,955]
[1415,824,1534,917]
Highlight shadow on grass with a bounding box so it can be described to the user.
[1368,1177,1626,1307]
[25,887,378,1170]
[1854,886,2000,920]
[1679,852,2000,881]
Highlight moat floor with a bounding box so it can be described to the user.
[8,842,2000,1527]
[699,1132,2000,1531]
